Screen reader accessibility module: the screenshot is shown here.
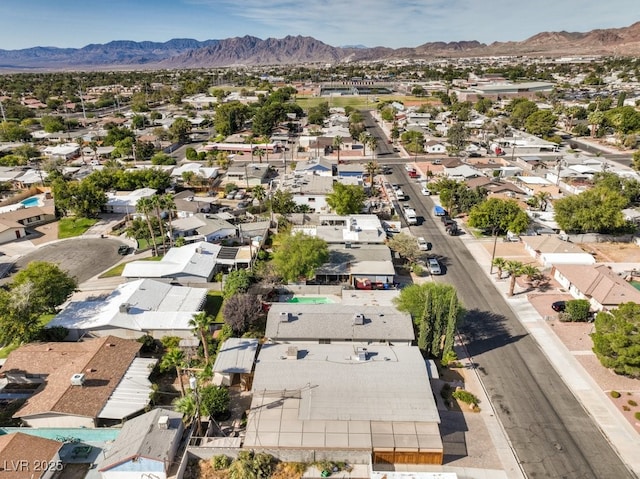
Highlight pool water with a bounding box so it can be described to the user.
[286,297,333,304]
[20,196,41,207]
[0,427,119,442]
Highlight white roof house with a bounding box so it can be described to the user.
[104,188,157,214]
[47,279,207,340]
[171,162,219,180]
[297,214,387,244]
[246,343,442,462]
[265,304,414,345]
[122,241,226,282]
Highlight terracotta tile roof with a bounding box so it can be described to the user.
[2,336,141,420]
[0,433,61,479]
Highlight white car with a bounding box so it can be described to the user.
[417,237,430,251]
[421,187,432,196]
[428,258,442,275]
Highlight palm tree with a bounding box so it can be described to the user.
[89,140,99,163]
[172,394,199,426]
[181,171,196,186]
[504,260,525,296]
[359,132,369,156]
[150,195,168,253]
[161,193,176,246]
[160,348,185,396]
[136,197,158,256]
[76,138,86,164]
[364,161,380,192]
[521,264,541,285]
[252,185,266,203]
[367,135,379,161]
[492,257,507,279]
[332,135,344,164]
[189,312,214,365]
[255,148,265,164]
[534,191,552,212]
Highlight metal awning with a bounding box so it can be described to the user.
[98,358,157,420]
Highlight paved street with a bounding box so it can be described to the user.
[390,165,636,479]
[10,237,127,283]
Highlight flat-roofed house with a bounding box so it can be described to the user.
[246,343,443,465]
[265,303,414,346]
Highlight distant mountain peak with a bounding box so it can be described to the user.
[2,21,640,71]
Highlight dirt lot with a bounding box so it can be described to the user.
[578,241,640,263]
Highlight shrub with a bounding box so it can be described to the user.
[628,400,638,407]
[211,455,231,470]
[636,412,640,421]
[610,390,621,398]
[565,299,591,322]
[160,335,181,350]
[623,405,631,411]
[441,350,458,366]
[452,389,479,406]
[412,264,424,276]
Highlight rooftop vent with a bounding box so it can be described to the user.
[353,313,365,325]
[195,247,202,254]
[70,373,85,386]
[279,311,290,323]
[119,303,131,314]
[157,415,170,430]
[356,347,367,361]
[286,346,298,360]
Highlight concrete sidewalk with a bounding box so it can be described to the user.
[459,234,640,476]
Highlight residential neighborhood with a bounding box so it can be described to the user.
[2,48,640,479]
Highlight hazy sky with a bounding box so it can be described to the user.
[1,0,638,50]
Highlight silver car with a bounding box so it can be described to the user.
[428,258,441,275]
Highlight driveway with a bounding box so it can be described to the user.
[10,238,127,283]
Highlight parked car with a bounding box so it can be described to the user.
[421,187,432,196]
[234,190,246,200]
[552,301,566,312]
[118,245,130,255]
[427,258,442,275]
[226,190,238,200]
[417,237,431,251]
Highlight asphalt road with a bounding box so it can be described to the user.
[11,238,127,283]
[390,165,635,479]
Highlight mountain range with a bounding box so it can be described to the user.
[1,21,640,71]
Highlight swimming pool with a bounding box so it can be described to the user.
[20,196,41,208]
[286,296,334,304]
[0,427,120,442]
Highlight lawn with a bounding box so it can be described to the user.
[295,94,436,110]
[98,256,162,278]
[58,217,98,239]
[205,291,224,323]
[137,237,167,251]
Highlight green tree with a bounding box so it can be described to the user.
[632,151,640,172]
[267,189,297,215]
[0,121,31,142]
[151,153,176,165]
[492,257,507,279]
[364,161,379,192]
[387,232,421,264]
[468,198,529,236]
[508,99,538,129]
[332,135,344,163]
[11,261,77,314]
[189,312,214,365]
[326,182,366,215]
[272,232,329,282]
[592,302,640,378]
[394,283,464,359]
[200,385,230,419]
[252,185,266,203]
[503,260,525,296]
[40,115,65,133]
[223,269,254,299]
[524,110,557,137]
[160,348,186,395]
[553,188,629,233]
[172,393,198,423]
[169,117,192,143]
